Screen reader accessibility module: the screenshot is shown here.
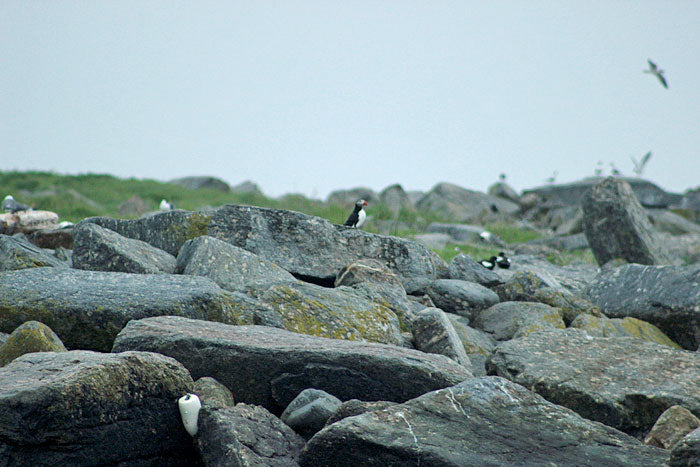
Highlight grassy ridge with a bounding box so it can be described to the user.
[1,170,548,262]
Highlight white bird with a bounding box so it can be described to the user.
[644,59,668,89]
[2,195,32,213]
[159,199,175,210]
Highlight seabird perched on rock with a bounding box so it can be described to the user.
[344,199,368,228]
[159,199,175,210]
[2,195,32,213]
[479,256,497,270]
[495,252,511,269]
[644,59,668,89]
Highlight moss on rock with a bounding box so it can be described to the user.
[0,320,67,366]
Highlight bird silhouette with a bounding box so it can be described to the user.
[644,59,668,89]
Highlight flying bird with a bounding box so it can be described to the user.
[644,59,668,89]
[631,151,652,176]
[344,199,368,228]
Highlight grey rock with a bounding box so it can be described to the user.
[0,234,68,271]
[259,281,403,345]
[196,403,304,467]
[0,320,66,366]
[84,205,447,288]
[176,235,296,294]
[487,181,520,203]
[112,316,473,414]
[644,405,700,450]
[585,263,700,350]
[448,254,504,287]
[417,182,520,223]
[324,399,398,427]
[170,175,231,192]
[281,389,342,438]
[73,222,176,274]
[570,314,681,348]
[300,376,667,467]
[647,209,700,235]
[118,194,150,216]
[495,255,599,296]
[670,427,700,467]
[525,232,590,251]
[0,350,197,466]
[411,308,470,367]
[326,187,379,207]
[379,184,415,215]
[0,267,260,351]
[426,279,500,320]
[426,222,503,245]
[26,227,74,249]
[582,177,672,265]
[446,314,496,376]
[193,376,235,408]
[0,332,8,347]
[231,180,264,196]
[411,232,451,250]
[474,301,565,341]
[488,328,700,437]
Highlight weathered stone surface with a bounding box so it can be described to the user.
[118,194,150,216]
[474,301,565,341]
[448,254,503,287]
[73,222,176,274]
[411,308,470,367]
[488,329,700,437]
[193,376,235,408]
[647,209,700,235]
[326,187,379,207]
[112,317,472,414]
[324,399,398,427]
[300,377,667,467]
[416,183,520,223]
[196,403,304,467]
[570,314,681,348]
[0,350,197,465]
[84,205,447,287]
[488,181,520,203]
[427,279,500,320]
[259,282,403,345]
[446,314,496,376]
[644,405,700,450]
[426,222,504,245]
[231,180,264,196]
[0,210,59,235]
[0,321,66,366]
[281,389,342,439]
[0,234,67,271]
[494,255,599,296]
[526,232,589,252]
[670,427,700,467]
[177,235,296,294]
[26,227,74,249]
[170,175,231,192]
[0,268,261,351]
[582,177,672,265]
[379,184,415,214]
[586,263,700,350]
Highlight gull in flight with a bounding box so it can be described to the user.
[644,59,668,89]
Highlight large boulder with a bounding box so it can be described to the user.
[411,308,470,367]
[72,222,176,274]
[231,180,264,196]
[0,350,197,465]
[83,205,447,287]
[300,377,667,466]
[0,268,261,351]
[494,254,598,296]
[112,316,472,414]
[446,315,496,377]
[258,282,403,345]
[448,254,503,287]
[488,329,700,437]
[170,175,231,192]
[280,388,342,439]
[474,301,565,341]
[582,177,672,265]
[176,235,296,294]
[416,183,520,223]
[0,234,67,271]
[426,279,500,320]
[326,187,379,207]
[670,428,700,467]
[0,321,66,366]
[585,263,700,350]
[379,184,415,214]
[644,405,700,450]
[196,403,304,466]
[570,314,681,348]
[0,210,59,235]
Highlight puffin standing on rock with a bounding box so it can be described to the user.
[344,199,368,228]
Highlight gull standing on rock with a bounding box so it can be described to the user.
[344,199,368,228]
[644,59,668,89]
[2,195,33,213]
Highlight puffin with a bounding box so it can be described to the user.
[2,195,32,213]
[644,59,668,89]
[495,252,511,269]
[479,256,497,270]
[344,199,368,228]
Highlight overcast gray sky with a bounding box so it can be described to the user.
[2,1,699,199]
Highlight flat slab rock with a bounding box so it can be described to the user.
[0,267,257,351]
[300,377,667,467]
[488,328,700,437]
[112,316,472,414]
[0,350,196,466]
[586,263,700,350]
[84,205,447,287]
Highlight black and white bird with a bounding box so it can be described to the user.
[2,195,32,213]
[495,252,511,269]
[344,199,368,228]
[644,59,668,89]
[159,199,175,210]
[479,256,497,270]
